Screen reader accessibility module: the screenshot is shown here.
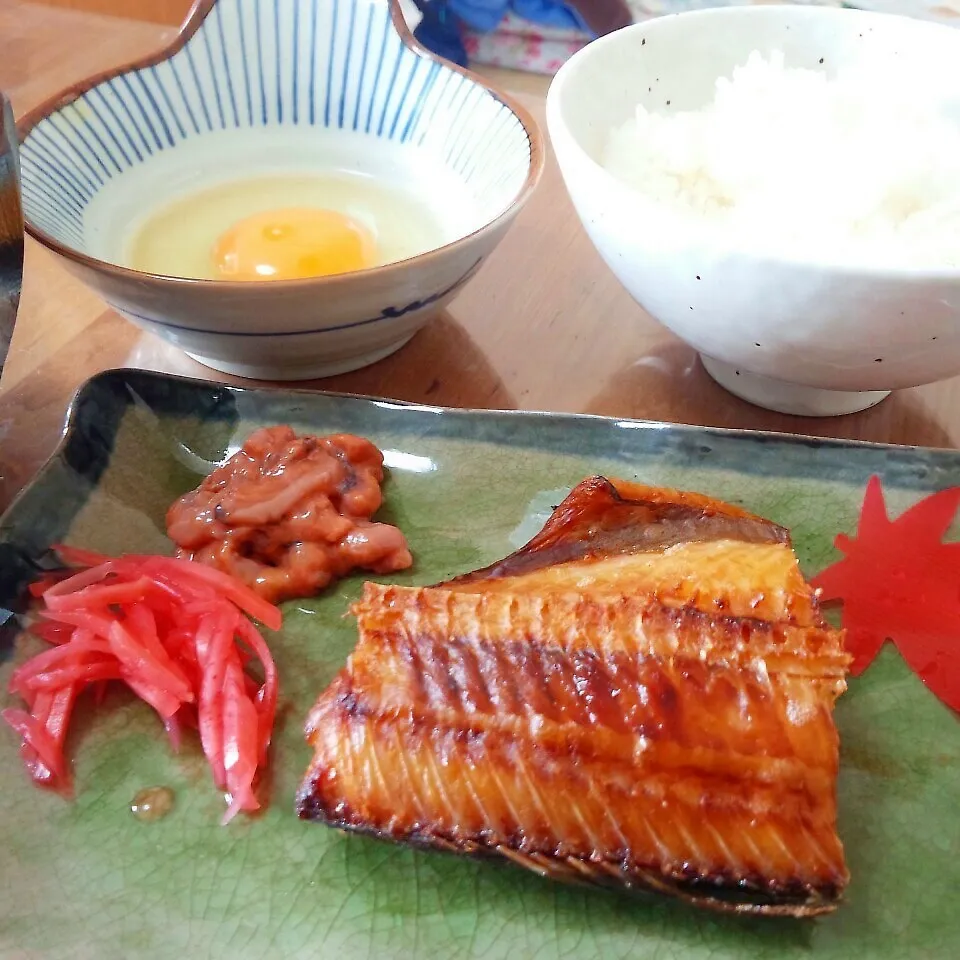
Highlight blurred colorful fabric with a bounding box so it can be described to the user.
[408,0,629,68]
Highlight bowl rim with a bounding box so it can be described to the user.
[16,0,545,291]
[546,4,960,281]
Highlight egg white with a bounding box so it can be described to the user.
[81,127,481,278]
[127,172,446,280]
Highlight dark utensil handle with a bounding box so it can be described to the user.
[0,93,24,373]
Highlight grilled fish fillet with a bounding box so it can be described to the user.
[297,477,850,916]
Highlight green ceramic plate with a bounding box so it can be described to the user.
[1,369,958,959]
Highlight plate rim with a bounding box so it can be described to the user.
[5,364,960,532]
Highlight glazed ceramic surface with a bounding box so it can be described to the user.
[0,91,22,371]
[18,0,540,380]
[0,369,958,958]
[547,5,960,416]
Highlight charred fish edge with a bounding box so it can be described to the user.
[295,780,842,918]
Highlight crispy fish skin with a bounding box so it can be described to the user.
[297,477,850,916]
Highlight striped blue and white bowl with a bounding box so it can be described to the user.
[18,0,543,380]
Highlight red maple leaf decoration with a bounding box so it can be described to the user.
[811,475,960,712]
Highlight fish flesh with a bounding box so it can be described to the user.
[297,477,850,916]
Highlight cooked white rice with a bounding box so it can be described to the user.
[602,51,960,267]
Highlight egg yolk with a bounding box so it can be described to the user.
[212,207,377,281]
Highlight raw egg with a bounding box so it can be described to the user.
[125,173,455,281]
[212,208,378,281]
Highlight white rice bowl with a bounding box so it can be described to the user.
[603,50,960,267]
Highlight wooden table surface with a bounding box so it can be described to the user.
[3,0,960,513]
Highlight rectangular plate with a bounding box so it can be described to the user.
[1,369,958,959]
